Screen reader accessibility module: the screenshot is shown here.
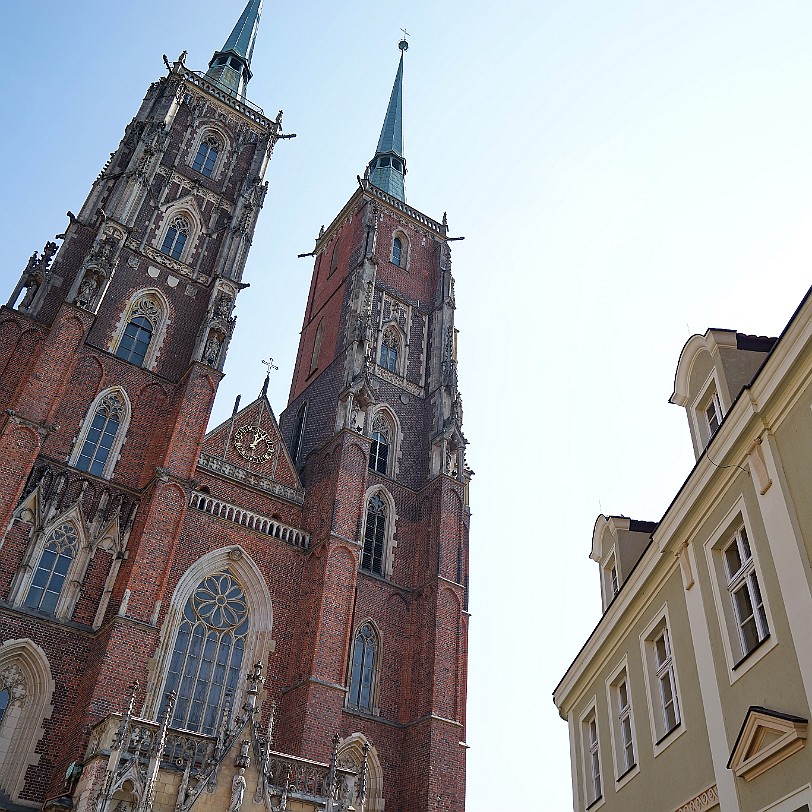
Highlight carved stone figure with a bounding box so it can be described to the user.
[227,769,246,812]
[216,294,233,318]
[203,334,222,366]
[19,276,39,309]
[75,275,99,309]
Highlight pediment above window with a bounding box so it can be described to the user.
[727,706,808,781]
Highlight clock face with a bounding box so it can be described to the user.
[233,425,274,463]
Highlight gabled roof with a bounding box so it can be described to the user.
[727,706,808,781]
[202,393,302,495]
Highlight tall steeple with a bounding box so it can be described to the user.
[368,39,408,201]
[204,0,263,98]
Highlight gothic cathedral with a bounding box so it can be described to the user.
[0,4,470,812]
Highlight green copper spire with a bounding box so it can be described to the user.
[204,0,263,98]
[368,39,408,201]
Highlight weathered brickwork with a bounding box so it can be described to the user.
[0,31,470,812]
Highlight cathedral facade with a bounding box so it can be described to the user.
[0,4,470,812]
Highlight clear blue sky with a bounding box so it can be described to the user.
[4,2,812,809]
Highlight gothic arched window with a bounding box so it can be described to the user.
[363,495,387,575]
[369,413,390,475]
[309,319,324,375]
[112,292,168,371]
[116,316,153,366]
[161,216,190,260]
[290,402,307,464]
[163,570,249,734]
[348,623,378,711]
[379,329,399,374]
[193,134,221,178]
[391,237,403,267]
[329,241,340,277]
[23,523,78,614]
[0,688,8,726]
[75,391,126,477]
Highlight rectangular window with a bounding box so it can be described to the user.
[580,706,602,808]
[723,526,769,657]
[653,628,680,736]
[616,679,635,774]
[606,660,638,786]
[602,550,620,610]
[641,610,684,752]
[704,390,722,437]
[587,715,601,804]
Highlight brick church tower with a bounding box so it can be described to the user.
[0,5,470,812]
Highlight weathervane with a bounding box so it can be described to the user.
[399,29,410,51]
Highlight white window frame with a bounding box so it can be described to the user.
[601,548,619,610]
[690,370,725,449]
[605,657,639,789]
[704,497,777,682]
[725,527,769,655]
[578,700,604,810]
[640,606,685,756]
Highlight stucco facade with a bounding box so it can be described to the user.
[554,306,812,812]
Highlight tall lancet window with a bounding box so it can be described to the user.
[193,134,221,178]
[369,413,391,475]
[363,495,387,575]
[379,328,399,374]
[24,523,79,614]
[348,623,378,711]
[163,571,249,734]
[117,316,153,366]
[161,216,190,261]
[76,392,126,477]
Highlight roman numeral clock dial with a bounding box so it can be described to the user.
[233,425,274,463]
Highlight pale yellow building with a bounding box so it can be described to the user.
[554,292,812,812]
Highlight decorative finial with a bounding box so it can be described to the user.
[260,357,278,398]
[399,29,410,51]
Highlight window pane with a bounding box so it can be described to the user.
[166,571,248,734]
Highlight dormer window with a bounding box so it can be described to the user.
[704,391,722,437]
[602,550,620,607]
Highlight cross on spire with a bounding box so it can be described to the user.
[260,357,278,398]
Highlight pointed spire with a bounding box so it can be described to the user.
[204,0,263,98]
[368,39,409,201]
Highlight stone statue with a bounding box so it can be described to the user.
[216,294,233,318]
[228,769,246,812]
[203,334,221,366]
[75,275,98,309]
[19,276,39,309]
